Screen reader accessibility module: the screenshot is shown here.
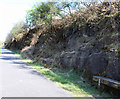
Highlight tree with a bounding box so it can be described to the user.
[10,21,28,37]
[26,2,61,26]
[5,21,28,44]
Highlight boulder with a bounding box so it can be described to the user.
[38,58,53,65]
[60,51,76,68]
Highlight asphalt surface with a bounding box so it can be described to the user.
[0,48,72,97]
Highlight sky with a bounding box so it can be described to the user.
[0,0,42,42]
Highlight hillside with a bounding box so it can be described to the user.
[5,2,120,96]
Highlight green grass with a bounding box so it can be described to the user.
[9,49,110,97]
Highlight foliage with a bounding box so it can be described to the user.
[26,2,97,26]
[26,2,61,26]
[5,1,119,49]
[10,21,28,37]
[5,21,28,44]
[5,32,14,45]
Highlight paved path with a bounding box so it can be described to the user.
[0,48,72,97]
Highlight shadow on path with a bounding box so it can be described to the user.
[1,48,47,80]
[1,48,15,55]
[0,56,20,60]
[30,70,44,77]
[2,51,15,55]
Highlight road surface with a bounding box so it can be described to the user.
[0,48,72,97]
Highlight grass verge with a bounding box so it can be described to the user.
[9,49,110,97]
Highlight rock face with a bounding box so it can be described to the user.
[60,51,76,68]
[106,58,120,81]
[87,53,108,76]
[21,46,35,59]
[75,53,88,71]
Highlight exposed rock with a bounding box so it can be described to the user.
[21,46,35,59]
[38,58,53,65]
[60,51,76,68]
[74,45,93,70]
[87,52,108,76]
[106,58,120,81]
[75,52,88,71]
